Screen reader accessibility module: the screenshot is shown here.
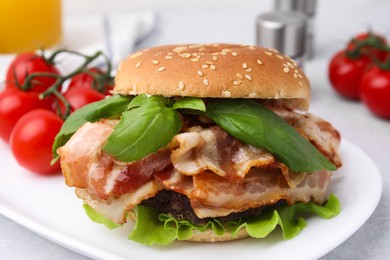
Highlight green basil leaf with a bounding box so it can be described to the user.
[51,95,132,163]
[206,99,336,173]
[128,94,169,109]
[172,97,206,112]
[103,101,181,162]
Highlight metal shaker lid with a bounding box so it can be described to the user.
[274,0,317,16]
[256,11,307,58]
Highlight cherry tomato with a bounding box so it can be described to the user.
[58,86,105,115]
[5,52,60,93]
[68,68,113,95]
[360,66,390,118]
[0,90,53,143]
[328,50,373,100]
[10,109,63,174]
[347,32,388,62]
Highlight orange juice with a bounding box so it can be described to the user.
[0,0,62,53]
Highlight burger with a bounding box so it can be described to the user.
[53,43,342,245]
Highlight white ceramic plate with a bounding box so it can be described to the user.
[0,139,382,260]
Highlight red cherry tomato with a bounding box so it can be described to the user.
[328,50,372,100]
[360,66,390,118]
[10,109,63,174]
[0,90,53,143]
[68,68,113,95]
[60,86,105,115]
[5,52,60,93]
[347,32,388,62]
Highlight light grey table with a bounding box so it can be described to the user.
[1,0,389,259]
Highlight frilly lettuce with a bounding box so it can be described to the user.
[83,194,340,245]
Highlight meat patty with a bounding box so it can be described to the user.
[141,190,265,225]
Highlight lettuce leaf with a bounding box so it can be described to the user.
[84,194,340,245]
[83,204,121,230]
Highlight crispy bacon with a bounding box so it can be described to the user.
[156,168,330,218]
[58,121,171,200]
[170,126,274,180]
[58,107,341,223]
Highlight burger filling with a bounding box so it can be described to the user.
[58,105,341,225]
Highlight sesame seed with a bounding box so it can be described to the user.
[264,51,273,56]
[173,46,187,52]
[249,92,257,98]
[222,48,231,52]
[180,53,191,58]
[298,74,303,78]
[233,80,242,86]
[210,65,216,70]
[212,56,218,61]
[165,55,173,59]
[257,59,263,65]
[178,81,185,90]
[298,81,303,87]
[197,71,204,77]
[220,52,227,55]
[293,73,298,78]
[245,74,252,81]
[242,63,248,69]
[203,79,209,87]
[222,90,231,97]
[247,45,256,50]
[231,52,238,56]
[152,60,159,65]
[130,52,144,58]
[268,48,279,53]
[157,67,166,72]
[205,61,213,65]
[236,73,243,79]
[136,61,142,68]
[276,55,285,60]
[202,64,209,69]
[283,67,290,73]
[245,68,252,72]
[287,62,294,69]
[191,58,199,62]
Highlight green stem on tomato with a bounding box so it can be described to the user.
[345,34,390,59]
[21,50,114,119]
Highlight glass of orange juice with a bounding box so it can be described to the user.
[0,0,62,54]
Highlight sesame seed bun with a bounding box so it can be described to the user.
[113,43,310,110]
[187,227,249,242]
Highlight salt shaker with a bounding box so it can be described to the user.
[256,11,307,67]
[274,0,317,59]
